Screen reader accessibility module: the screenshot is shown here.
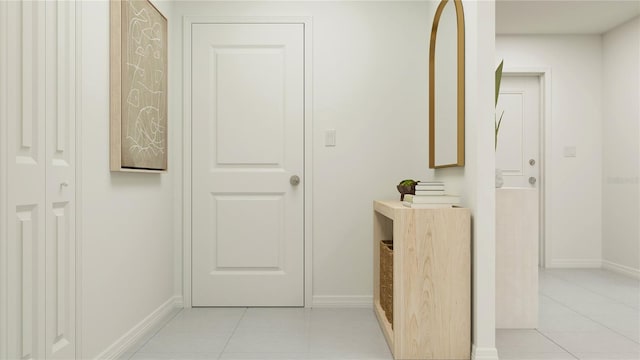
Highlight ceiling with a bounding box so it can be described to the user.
[496,0,640,35]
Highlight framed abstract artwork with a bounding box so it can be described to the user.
[110,0,168,172]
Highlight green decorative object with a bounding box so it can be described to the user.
[495,60,505,150]
[397,179,418,201]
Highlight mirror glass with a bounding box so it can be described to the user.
[429,0,465,168]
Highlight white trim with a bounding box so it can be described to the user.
[182,16,314,308]
[311,295,373,308]
[173,296,184,308]
[471,345,500,360]
[168,2,183,307]
[547,259,602,268]
[75,0,83,357]
[302,18,314,309]
[502,67,552,269]
[93,296,182,360]
[602,260,640,279]
[0,0,8,358]
[181,15,192,308]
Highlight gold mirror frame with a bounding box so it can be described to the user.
[429,0,465,169]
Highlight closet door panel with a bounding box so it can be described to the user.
[6,1,47,359]
[2,1,77,359]
[45,1,77,359]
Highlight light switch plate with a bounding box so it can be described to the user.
[564,146,576,157]
[325,129,336,147]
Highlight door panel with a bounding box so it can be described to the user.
[45,1,76,358]
[498,93,524,175]
[214,195,283,269]
[192,24,304,306]
[7,2,47,358]
[215,48,285,165]
[13,205,44,360]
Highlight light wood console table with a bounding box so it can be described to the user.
[373,201,471,360]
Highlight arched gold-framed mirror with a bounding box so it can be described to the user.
[429,0,465,168]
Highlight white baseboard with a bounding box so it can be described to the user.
[311,295,373,308]
[173,295,184,308]
[95,295,183,360]
[547,259,602,268]
[472,345,499,360]
[602,260,640,279]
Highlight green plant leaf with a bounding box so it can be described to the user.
[495,60,504,107]
[399,179,417,186]
[495,110,504,150]
[495,60,505,151]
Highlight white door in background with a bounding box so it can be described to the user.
[3,1,77,358]
[496,75,541,265]
[496,75,540,189]
[191,24,305,306]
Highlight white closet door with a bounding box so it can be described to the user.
[6,1,47,358]
[45,1,77,359]
[2,1,77,359]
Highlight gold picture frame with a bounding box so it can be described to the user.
[429,0,465,169]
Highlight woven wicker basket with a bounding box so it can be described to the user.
[380,240,393,327]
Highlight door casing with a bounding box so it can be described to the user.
[502,68,551,268]
[181,16,314,308]
[0,1,7,356]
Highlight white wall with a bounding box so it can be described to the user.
[431,0,497,356]
[496,35,603,267]
[449,2,497,357]
[602,17,640,276]
[174,1,497,357]
[79,0,178,358]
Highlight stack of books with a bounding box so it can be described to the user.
[402,181,460,208]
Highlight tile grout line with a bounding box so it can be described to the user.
[534,329,580,360]
[543,270,639,311]
[306,308,313,354]
[540,274,640,345]
[217,307,249,360]
[495,270,639,359]
[540,293,640,345]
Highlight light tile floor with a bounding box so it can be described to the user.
[128,268,639,360]
[498,268,640,360]
[128,308,393,360]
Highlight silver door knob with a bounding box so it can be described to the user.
[529,159,536,166]
[529,177,537,185]
[60,181,69,187]
[290,175,300,186]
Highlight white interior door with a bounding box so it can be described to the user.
[496,75,542,265]
[496,75,541,189]
[191,23,305,306]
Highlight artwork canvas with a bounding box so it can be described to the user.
[111,0,167,172]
